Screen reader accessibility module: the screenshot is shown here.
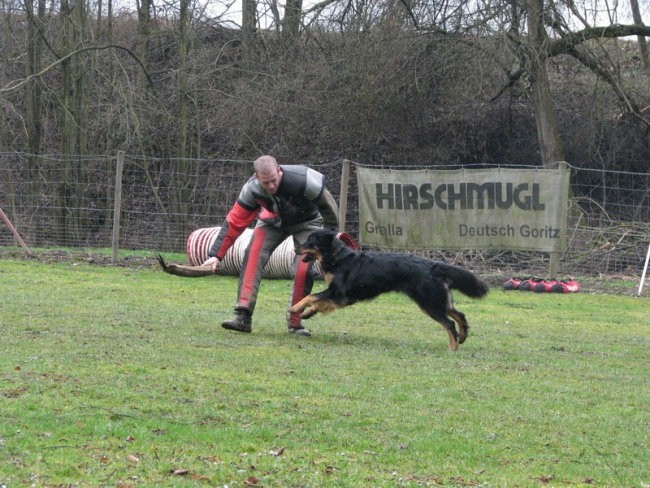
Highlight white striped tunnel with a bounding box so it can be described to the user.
[185,227,358,279]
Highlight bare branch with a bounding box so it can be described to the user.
[548,24,650,57]
[0,44,154,93]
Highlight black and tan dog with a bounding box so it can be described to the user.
[288,229,489,351]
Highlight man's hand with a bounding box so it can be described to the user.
[202,256,221,273]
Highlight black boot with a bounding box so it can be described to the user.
[222,309,252,333]
[288,325,311,336]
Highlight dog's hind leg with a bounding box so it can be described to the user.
[411,286,460,351]
[415,303,459,351]
[448,308,469,344]
[433,314,459,351]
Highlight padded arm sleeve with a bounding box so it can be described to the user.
[315,188,339,230]
[208,202,259,259]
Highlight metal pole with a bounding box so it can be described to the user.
[637,241,650,297]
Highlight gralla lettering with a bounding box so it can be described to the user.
[365,221,403,236]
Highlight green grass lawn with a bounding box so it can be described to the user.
[0,258,648,487]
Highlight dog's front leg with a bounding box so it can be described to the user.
[289,293,323,316]
[300,304,321,319]
[289,290,335,319]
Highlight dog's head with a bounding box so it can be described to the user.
[296,229,340,263]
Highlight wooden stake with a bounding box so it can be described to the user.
[0,207,32,256]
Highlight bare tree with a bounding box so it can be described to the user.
[175,0,191,233]
[283,0,303,43]
[24,0,46,156]
[58,0,89,242]
[475,0,650,163]
[242,0,257,62]
[629,0,649,73]
[524,0,565,164]
[136,0,153,88]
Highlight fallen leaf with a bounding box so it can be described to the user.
[202,456,223,465]
[171,469,189,476]
[244,476,259,485]
[126,454,139,463]
[189,473,211,480]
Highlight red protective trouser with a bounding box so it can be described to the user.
[235,219,323,328]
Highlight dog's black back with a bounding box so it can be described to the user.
[301,230,488,301]
[293,229,489,351]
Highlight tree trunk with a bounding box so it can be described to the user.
[96,0,102,34]
[137,0,152,89]
[25,0,45,156]
[24,0,46,214]
[283,0,303,45]
[106,0,113,39]
[59,0,73,244]
[178,0,188,159]
[175,0,190,242]
[242,0,257,63]
[59,0,88,244]
[629,0,649,73]
[525,0,565,164]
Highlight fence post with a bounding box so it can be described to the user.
[548,253,558,278]
[112,151,125,265]
[338,159,350,232]
[0,207,32,256]
[548,161,568,278]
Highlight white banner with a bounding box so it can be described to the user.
[357,165,569,252]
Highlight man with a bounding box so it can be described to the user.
[202,155,339,336]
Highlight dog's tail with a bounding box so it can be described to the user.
[438,263,489,299]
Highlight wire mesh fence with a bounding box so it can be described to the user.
[1,152,648,285]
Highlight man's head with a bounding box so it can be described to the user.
[254,155,283,195]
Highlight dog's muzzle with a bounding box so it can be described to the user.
[301,251,317,263]
[297,248,318,263]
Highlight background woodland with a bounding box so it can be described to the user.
[1,0,649,170]
[1,0,649,279]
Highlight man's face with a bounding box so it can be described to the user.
[257,166,282,195]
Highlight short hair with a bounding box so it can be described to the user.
[254,155,279,175]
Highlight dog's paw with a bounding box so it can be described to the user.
[301,308,319,319]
